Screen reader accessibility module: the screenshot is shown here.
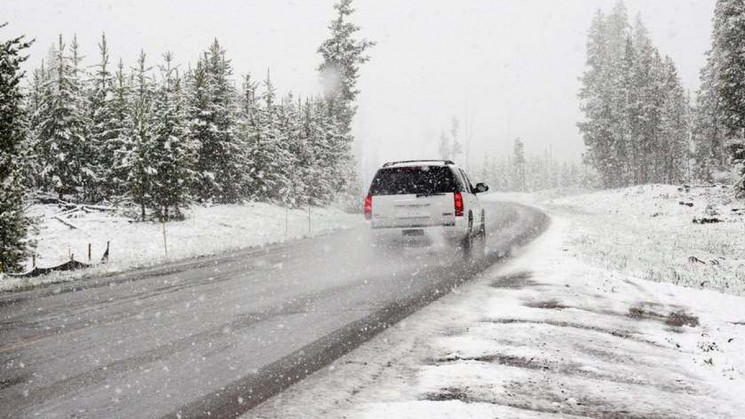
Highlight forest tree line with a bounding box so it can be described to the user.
[579,1,744,195]
[0,0,373,271]
[24,34,355,219]
[477,139,594,193]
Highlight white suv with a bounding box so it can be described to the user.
[364,160,489,254]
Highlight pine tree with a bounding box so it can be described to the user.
[305,97,337,205]
[236,73,259,199]
[0,24,34,272]
[106,59,135,200]
[128,50,155,219]
[693,56,727,182]
[578,9,616,188]
[659,57,689,184]
[188,40,242,203]
[245,72,292,203]
[149,52,194,220]
[579,2,690,188]
[37,34,90,200]
[87,33,119,201]
[317,0,374,203]
[186,58,211,201]
[70,35,97,200]
[513,138,526,192]
[23,59,48,191]
[318,0,375,135]
[278,93,305,207]
[710,0,745,194]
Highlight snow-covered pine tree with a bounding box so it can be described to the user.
[188,40,242,203]
[578,2,629,188]
[87,33,119,201]
[606,3,633,186]
[278,93,305,207]
[304,97,336,205]
[128,50,155,220]
[580,2,690,188]
[320,96,355,205]
[318,0,374,136]
[623,32,643,184]
[236,73,258,199]
[658,57,689,184]
[69,35,97,201]
[0,24,35,272]
[267,91,297,206]
[106,59,135,200]
[710,0,745,195]
[693,54,727,183]
[37,34,91,200]
[149,52,194,220]
[578,10,615,188]
[205,40,243,203]
[512,138,526,192]
[317,0,374,204]
[242,71,289,203]
[186,58,212,201]
[23,59,48,191]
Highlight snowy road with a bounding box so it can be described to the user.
[247,204,745,419]
[0,202,548,418]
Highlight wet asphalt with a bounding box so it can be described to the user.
[0,201,548,418]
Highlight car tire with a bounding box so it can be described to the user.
[474,215,487,259]
[461,213,475,259]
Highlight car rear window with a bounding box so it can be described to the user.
[368,166,458,195]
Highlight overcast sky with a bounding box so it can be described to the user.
[5,0,715,178]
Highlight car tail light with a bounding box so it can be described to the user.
[454,192,464,217]
[364,195,373,220]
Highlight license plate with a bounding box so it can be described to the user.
[402,229,424,237]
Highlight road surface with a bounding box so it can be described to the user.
[0,202,548,418]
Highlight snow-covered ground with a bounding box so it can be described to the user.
[547,184,745,296]
[0,203,361,291]
[247,188,745,418]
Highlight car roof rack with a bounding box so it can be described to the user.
[382,159,455,167]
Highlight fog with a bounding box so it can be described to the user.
[5,0,714,178]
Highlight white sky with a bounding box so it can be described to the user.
[4,0,715,178]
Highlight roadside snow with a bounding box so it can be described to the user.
[547,184,745,296]
[247,196,745,418]
[1,203,361,291]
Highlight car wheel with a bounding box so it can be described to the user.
[474,216,487,259]
[461,213,475,259]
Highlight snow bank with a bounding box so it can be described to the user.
[1,203,361,291]
[547,184,745,296]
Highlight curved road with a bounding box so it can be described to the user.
[0,201,548,418]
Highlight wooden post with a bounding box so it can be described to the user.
[0,262,4,273]
[88,243,92,262]
[101,241,110,264]
[161,218,168,258]
[32,254,36,268]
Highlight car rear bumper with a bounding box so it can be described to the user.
[370,222,468,246]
